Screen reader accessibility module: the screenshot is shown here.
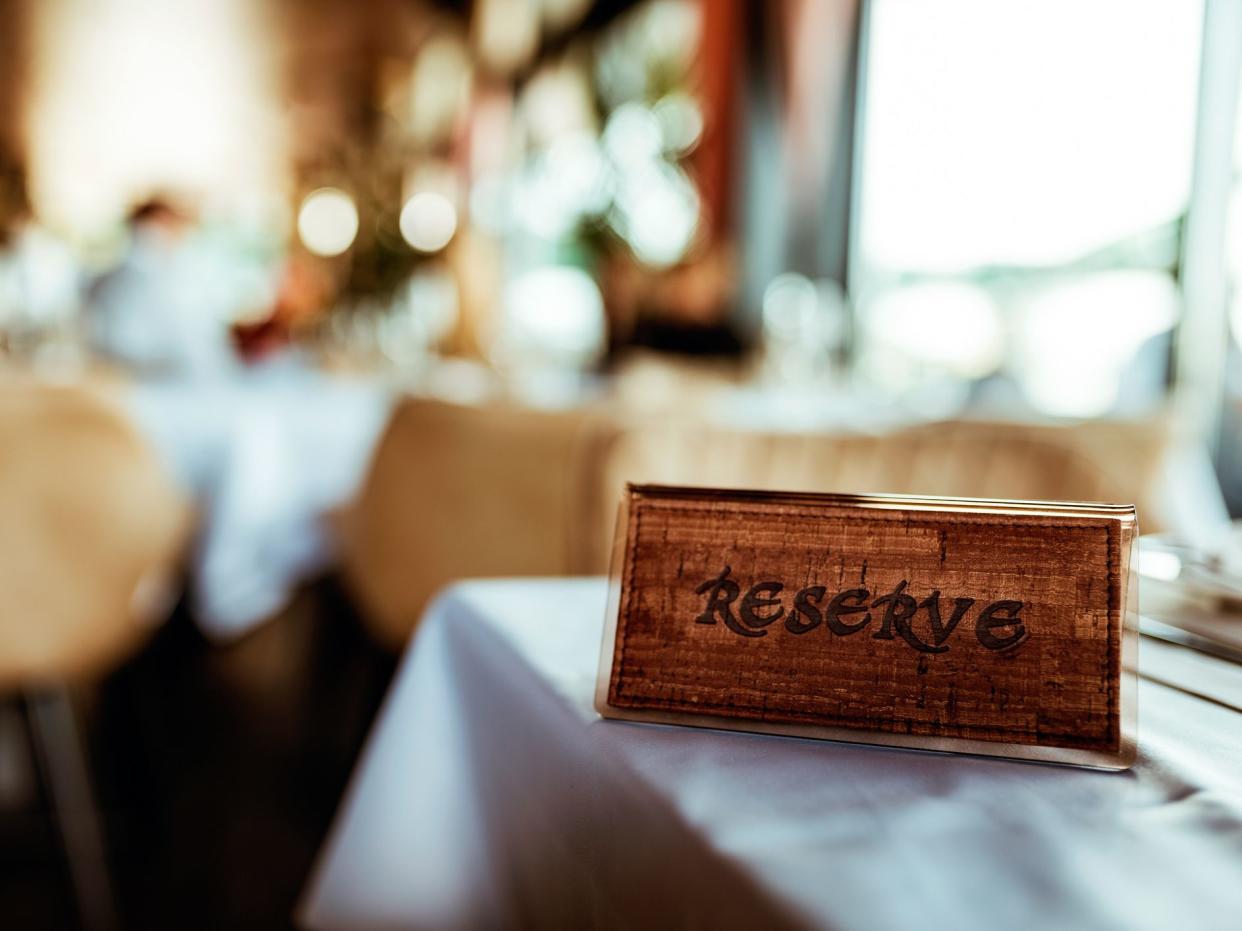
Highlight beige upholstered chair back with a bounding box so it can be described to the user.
[0,378,190,687]
[339,398,619,648]
[588,416,1174,572]
[343,401,1180,648]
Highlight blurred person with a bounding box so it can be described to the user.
[86,198,239,379]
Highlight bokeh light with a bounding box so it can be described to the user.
[297,188,358,257]
[611,161,700,268]
[497,265,606,372]
[400,192,458,254]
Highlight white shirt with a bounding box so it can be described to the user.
[87,229,238,379]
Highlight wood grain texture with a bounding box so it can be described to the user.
[603,485,1136,763]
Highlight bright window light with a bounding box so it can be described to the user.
[856,0,1203,276]
[1013,271,1180,417]
[859,282,1005,381]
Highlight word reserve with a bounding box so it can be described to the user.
[693,566,1027,654]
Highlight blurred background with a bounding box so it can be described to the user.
[3,0,1242,927]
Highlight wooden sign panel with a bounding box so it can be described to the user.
[596,485,1138,769]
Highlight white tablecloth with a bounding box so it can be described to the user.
[300,579,1242,931]
[123,360,391,639]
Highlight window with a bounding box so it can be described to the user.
[851,0,1204,418]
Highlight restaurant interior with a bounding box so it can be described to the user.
[2,0,1242,928]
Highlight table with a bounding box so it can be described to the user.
[299,579,1242,930]
[122,359,391,639]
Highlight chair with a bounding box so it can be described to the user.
[341,396,1219,648]
[590,414,1192,573]
[338,397,619,649]
[0,375,190,930]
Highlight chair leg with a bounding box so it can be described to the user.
[25,685,119,931]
